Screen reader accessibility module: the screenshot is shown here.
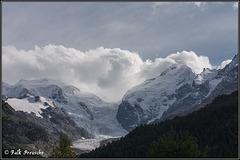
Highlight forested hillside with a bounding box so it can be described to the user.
[80,91,238,158]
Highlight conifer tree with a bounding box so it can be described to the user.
[49,132,77,158]
[227,115,238,157]
[148,128,208,157]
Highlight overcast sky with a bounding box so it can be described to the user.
[2,2,238,102]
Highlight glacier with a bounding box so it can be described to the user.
[2,78,128,152]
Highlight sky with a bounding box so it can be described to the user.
[2,2,238,102]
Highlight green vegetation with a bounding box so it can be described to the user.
[49,132,77,158]
[80,91,238,158]
[148,128,208,157]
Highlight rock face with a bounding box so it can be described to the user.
[116,101,145,131]
[117,54,238,131]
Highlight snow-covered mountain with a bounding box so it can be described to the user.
[2,78,128,138]
[2,54,238,151]
[117,54,238,131]
[116,64,195,131]
[160,54,238,122]
[2,93,92,142]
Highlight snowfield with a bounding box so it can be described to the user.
[7,96,54,118]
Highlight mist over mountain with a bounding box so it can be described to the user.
[3,45,231,102]
[2,53,238,154]
[116,54,238,131]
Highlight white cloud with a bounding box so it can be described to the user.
[138,58,176,80]
[2,45,144,102]
[152,2,208,12]
[2,45,217,102]
[217,59,232,69]
[188,2,208,11]
[151,2,171,15]
[152,2,170,7]
[194,2,207,8]
[165,51,213,74]
[233,2,238,10]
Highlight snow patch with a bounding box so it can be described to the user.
[207,77,224,97]
[194,68,218,85]
[6,96,53,118]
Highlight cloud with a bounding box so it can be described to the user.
[233,2,238,9]
[2,45,144,102]
[217,59,232,69]
[3,2,237,68]
[193,2,207,8]
[2,45,221,102]
[151,2,171,14]
[152,2,170,7]
[152,2,207,12]
[165,51,213,74]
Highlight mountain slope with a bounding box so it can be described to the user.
[159,54,238,121]
[2,78,127,137]
[116,64,195,131]
[3,94,92,141]
[81,91,238,157]
[2,100,57,157]
[117,54,238,131]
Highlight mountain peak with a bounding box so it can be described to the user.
[227,54,238,68]
[218,54,238,75]
[117,54,238,131]
[159,64,177,76]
